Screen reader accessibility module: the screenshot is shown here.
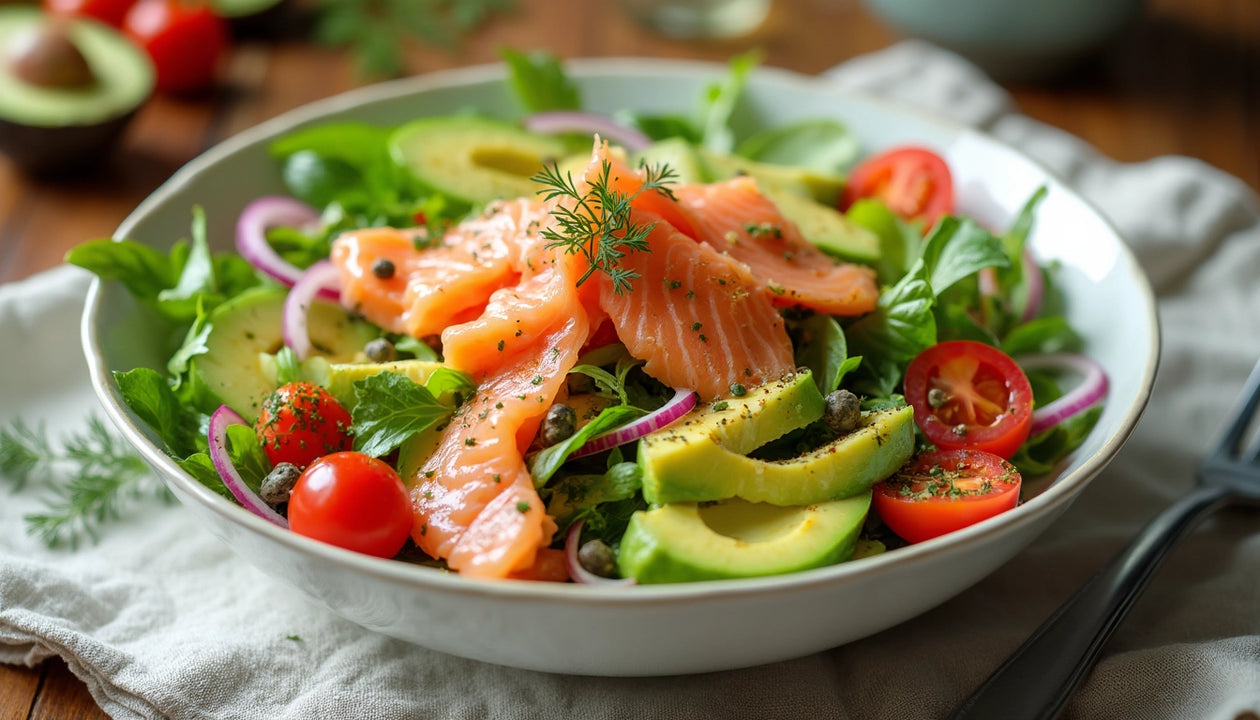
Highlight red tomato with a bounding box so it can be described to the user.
[44,0,137,27]
[841,146,954,230]
[255,382,353,468]
[288,452,413,558]
[904,340,1034,460]
[123,0,228,94]
[873,449,1022,543]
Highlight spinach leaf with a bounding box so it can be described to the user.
[614,111,702,144]
[844,198,921,285]
[178,453,232,499]
[65,239,174,305]
[794,314,861,394]
[225,424,271,493]
[546,461,644,539]
[350,371,460,457]
[529,404,645,487]
[501,48,581,113]
[1001,316,1083,357]
[847,216,1010,397]
[113,367,202,458]
[736,119,860,175]
[155,207,217,320]
[695,50,759,154]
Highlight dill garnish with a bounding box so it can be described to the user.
[532,159,677,295]
[1,415,166,549]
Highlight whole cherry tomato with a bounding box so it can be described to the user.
[255,381,353,468]
[123,0,228,94]
[44,0,137,27]
[873,448,1022,544]
[903,340,1035,460]
[288,452,414,558]
[841,146,954,231]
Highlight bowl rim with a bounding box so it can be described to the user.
[81,56,1161,605]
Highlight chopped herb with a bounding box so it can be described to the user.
[516,501,530,513]
[730,383,747,397]
[712,400,729,411]
[497,339,505,351]
[464,437,476,446]
[531,375,543,385]
[668,280,682,289]
[691,322,702,331]
[699,334,708,343]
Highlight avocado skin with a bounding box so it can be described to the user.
[0,110,134,176]
[617,493,871,583]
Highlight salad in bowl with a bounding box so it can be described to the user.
[77,54,1155,674]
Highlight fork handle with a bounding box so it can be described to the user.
[950,484,1234,720]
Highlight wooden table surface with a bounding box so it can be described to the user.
[1,0,1257,716]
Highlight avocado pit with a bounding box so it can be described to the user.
[6,22,96,89]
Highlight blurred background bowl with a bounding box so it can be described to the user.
[862,0,1145,81]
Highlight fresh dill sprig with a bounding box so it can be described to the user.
[533,159,678,295]
[1,415,165,549]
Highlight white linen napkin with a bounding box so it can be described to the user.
[3,41,1259,719]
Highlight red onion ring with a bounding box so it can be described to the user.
[1019,353,1108,435]
[570,388,696,459]
[523,111,652,152]
[235,196,338,300]
[283,260,342,361]
[564,520,635,586]
[208,405,289,529]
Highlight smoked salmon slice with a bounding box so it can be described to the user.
[674,177,879,316]
[331,199,549,338]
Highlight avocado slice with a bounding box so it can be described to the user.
[390,116,567,206]
[192,286,379,421]
[630,137,708,183]
[0,8,153,175]
[639,370,915,505]
[309,359,446,410]
[761,187,880,264]
[617,493,871,583]
[698,147,846,206]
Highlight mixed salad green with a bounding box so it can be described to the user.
[69,51,1106,583]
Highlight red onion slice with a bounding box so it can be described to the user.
[570,388,696,459]
[523,111,652,153]
[236,196,338,300]
[208,405,289,529]
[283,260,342,361]
[1019,353,1108,435]
[564,520,635,586]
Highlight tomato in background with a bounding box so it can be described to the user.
[44,0,137,27]
[288,452,414,558]
[255,381,353,468]
[123,0,228,94]
[873,449,1021,543]
[904,340,1034,460]
[841,147,954,230]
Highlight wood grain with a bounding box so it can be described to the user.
[0,0,1257,715]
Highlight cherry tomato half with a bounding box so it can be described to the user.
[904,340,1034,460]
[288,452,413,558]
[255,381,353,468]
[44,0,137,27]
[840,146,954,230]
[123,0,228,94]
[873,449,1022,543]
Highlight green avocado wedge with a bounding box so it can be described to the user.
[639,378,915,506]
[191,286,378,421]
[617,493,871,583]
[389,116,566,206]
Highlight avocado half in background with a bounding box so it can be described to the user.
[0,7,154,176]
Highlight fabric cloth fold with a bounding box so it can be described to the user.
[2,41,1258,719]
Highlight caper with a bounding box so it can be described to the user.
[927,388,948,409]
[823,389,861,435]
[577,539,618,578]
[539,403,577,447]
[364,337,396,362]
[370,258,396,279]
[260,462,302,507]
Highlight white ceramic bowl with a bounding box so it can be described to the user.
[82,58,1159,676]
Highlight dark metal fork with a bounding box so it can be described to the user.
[951,356,1260,720]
